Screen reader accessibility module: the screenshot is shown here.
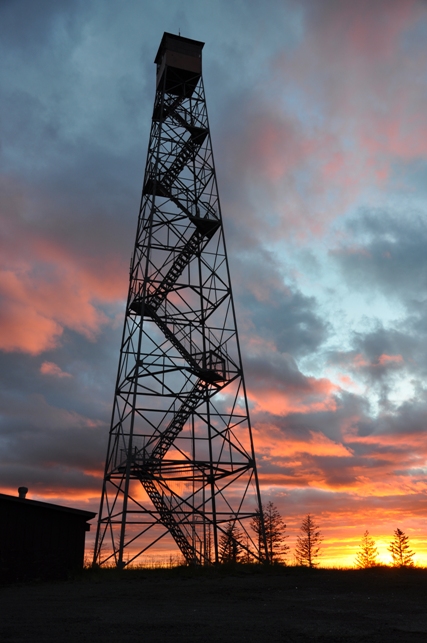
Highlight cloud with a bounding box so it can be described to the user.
[257,425,352,459]
[331,208,427,304]
[249,371,427,518]
[246,350,338,416]
[217,0,427,244]
[232,245,329,358]
[0,388,107,494]
[40,361,72,378]
[0,320,122,500]
[1,0,427,565]
[298,0,427,160]
[0,176,129,354]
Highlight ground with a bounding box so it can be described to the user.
[1,566,426,642]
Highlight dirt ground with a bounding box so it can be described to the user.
[1,566,426,642]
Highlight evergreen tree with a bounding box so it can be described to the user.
[251,501,289,563]
[251,507,265,559]
[294,514,322,568]
[219,520,243,563]
[240,535,254,564]
[389,528,415,567]
[355,530,378,569]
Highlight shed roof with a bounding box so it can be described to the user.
[0,492,96,521]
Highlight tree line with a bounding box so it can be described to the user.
[219,502,417,568]
[355,528,415,568]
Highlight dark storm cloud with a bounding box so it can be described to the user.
[0,325,120,413]
[353,390,427,439]
[352,326,418,363]
[249,287,328,356]
[328,324,420,387]
[0,331,118,492]
[245,351,318,396]
[332,208,427,305]
[0,389,106,494]
[233,246,329,357]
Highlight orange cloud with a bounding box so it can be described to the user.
[40,361,72,378]
[0,187,127,355]
[248,376,338,415]
[0,294,63,354]
[378,354,404,366]
[352,353,404,369]
[256,425,352,459]
[344,427,427,450]
[0,261,108,354]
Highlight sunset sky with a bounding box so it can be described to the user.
[1,0,427,567]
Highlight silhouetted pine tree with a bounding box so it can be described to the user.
[294,514,322,568]
[355,530,378,568]
[240,535,254,564]
[389,528,415,567]
[219,520,243,563]
[251,501,289,563]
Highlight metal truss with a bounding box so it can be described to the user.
[94,34,266,567]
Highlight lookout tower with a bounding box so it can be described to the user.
[93,33,266,567]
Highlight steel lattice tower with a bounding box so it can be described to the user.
[94,33,266,567]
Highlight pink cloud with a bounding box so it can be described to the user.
[378,354,404,366]
[222,0,427,239]
[353,354,369,369]
[248,376,338,415]
[256,418,427,496]
[40,361,72,378]
[257,425,352,459]
[306,0,421,60]
[0,258,108,354]
[0,178,127,354]
[337,374,357,388]
[352,352,404,371]
[242,339,340,415]
[344,426,427,450]
[293,1,427,172]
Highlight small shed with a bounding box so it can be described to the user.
[0,488,96,582]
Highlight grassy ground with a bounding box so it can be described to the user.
[1,564,427,642]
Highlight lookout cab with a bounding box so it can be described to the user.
[155,32,204,96]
